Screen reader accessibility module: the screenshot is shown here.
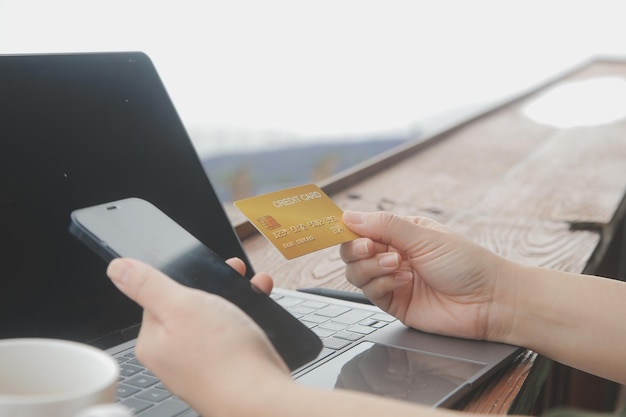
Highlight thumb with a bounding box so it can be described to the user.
[342,211,438,255]
[107,258,186,315]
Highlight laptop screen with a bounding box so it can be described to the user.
[0,52,252,347]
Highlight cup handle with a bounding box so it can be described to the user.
[74,404,133,417]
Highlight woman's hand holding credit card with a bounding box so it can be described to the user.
[234,184,358,259]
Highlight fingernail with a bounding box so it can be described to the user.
[379,253,400,268]
[343,210,365,224]
[394,271,413,282]
[107,259,133,287]
[355,240,370,256]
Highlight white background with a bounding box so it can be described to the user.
[1,0,625,154]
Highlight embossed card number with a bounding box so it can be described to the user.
[234,184,359,259]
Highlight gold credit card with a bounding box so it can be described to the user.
[234,184,359,259]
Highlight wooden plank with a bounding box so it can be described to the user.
[327,110,557,216]
[473,123,626,224]
[459,351,550,414]
[448,214,600,273]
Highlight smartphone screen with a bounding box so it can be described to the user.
[69,197,322,370]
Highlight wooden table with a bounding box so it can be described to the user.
[237,56,626,414]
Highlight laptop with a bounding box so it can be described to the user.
[0,52,521,415]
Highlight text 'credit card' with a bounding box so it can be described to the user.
[234,184,358,259]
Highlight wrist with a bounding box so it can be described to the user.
[196,360,293,417]
[485,257,524,345]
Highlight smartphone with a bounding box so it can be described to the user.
[69,197,322,370]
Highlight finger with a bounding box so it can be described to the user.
[339,238,372,263]
[360,272,414,301]
[344,252,403,288]
[342,211,438,254]
[225,257,273,295]
[107,258,187,315]
[225,257,246,276]
[251,272,273,295]
[339,238,368,263]
[339,237,388,263]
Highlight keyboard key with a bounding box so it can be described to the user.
[301,314,330,324]
[315,305,351,317]
[121,398,153,414]
[116,383,140,398]
[318,321,348,331]
[274,296,303,307]
[311,327,336,338]
[128,358,145,367]
[323,337,351,350]
[119,363,144,377]
[289,305,318,316]
[179,410,201,417]
[137,387,172,403]
[300,300,328,309]
[359,318,378,326]
[300,320,316,329]
[332,309,375,324]
[347,324,376,335]
[372,313,395,322]
[334,331,364,341]
[127,374,159,389]
[140,399,190,417]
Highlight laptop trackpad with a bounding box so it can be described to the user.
[297,341,486,406]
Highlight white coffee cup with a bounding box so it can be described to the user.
[0,338,131,417]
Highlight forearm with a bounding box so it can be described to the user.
[193,359,525,417]
[494,262,626,384]
[228,379,464,417]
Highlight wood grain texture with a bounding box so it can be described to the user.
[447,214,601,273]
[244,216,600,289]
[239,58,626,414]
[460,351,542,414]
[327,109,558,216]
[473,124,626,224]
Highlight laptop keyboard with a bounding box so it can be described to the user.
[271,293,395,359]
[114,352,198,417]
[112,292,395,416]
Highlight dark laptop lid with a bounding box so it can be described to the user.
[0,52,252,347]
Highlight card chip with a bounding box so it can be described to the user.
[257,215,281,230]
